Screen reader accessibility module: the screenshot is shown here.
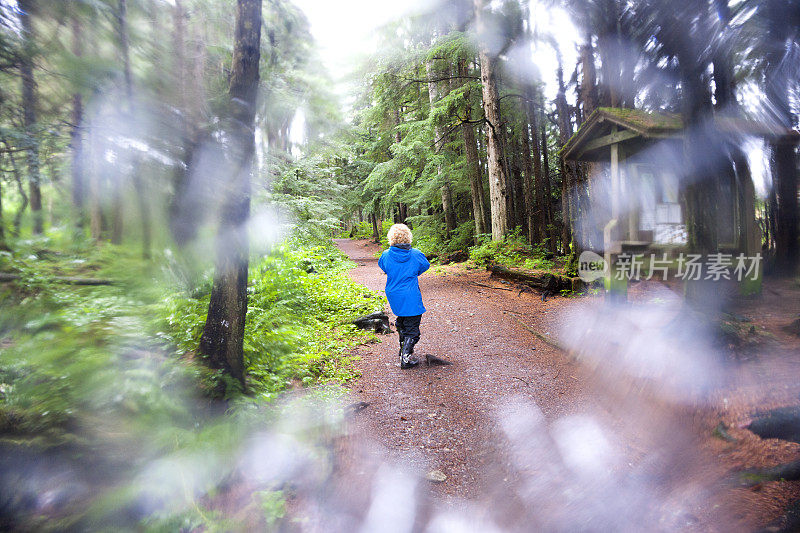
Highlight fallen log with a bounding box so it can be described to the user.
[489,264,582,293]
[746,406,800,444]
[0,273,114,285]
[470,281,514,291]
[741,406,800,532]
[740,459,800,485]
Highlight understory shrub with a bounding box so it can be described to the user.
[157,238,384,400]
[338,219,394,241]
[469,230,555,271]
[0,233,385,529]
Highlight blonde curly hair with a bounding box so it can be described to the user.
[387,223,412,246]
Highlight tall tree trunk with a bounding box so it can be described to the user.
[167,0,199,246]
[526,88,546,243]
[462,120,488,239]
[711,0,760,261]
[458,59,487,240]
[541,120,557,252]
[118,0,133,101]
[148,0,166,94]
[541,122,551,222]
[426,60,456,235]
[520,120,536,245]
[768,189,778,250]
[198,0,262,389]
[117,0,152,259]
[679,58,719,309]
[87,112,105,241]
[595,1,626,108]
[682,76,718,255]
[576,33,599,251]
[712,0,735,111]
[135,162,153,258]
[45,144,58,227]
[477,127,492,232]
[475,0,508,241]
[108,0,131,245]
[763,197,771,250]
[516,1,537,245]
[555,51,577,256]
[7,151,27,237]
[578,33,598,123]
[772,140,799,273]
[371,211,379,243]
[765,23,799,273]
[498,124,515,231]
[71,15,85,232]
[509,130,526,232]
[173,0,187,111]
[19,0,42,235]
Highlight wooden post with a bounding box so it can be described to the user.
[627,163,639,241]
[610,134,620,221]
[606,139,627,301]
[739,160,762,295]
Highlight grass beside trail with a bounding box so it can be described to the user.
[0,234,384,529]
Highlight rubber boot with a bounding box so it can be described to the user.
[400,337,419,369]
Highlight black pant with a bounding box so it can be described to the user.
[396,315,421,342]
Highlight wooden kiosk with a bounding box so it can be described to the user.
[560,107,784,298]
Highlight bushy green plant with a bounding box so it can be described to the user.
[0,231,386,529]
[337,219,393,242]
[257,490,287,527]
[469,230,555,271]
[156,238,384,400]
[340,220,371,239]
[376,217,474,258]
[0,242,206,443]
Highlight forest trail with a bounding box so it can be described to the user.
[334,238,589,501]
[321,239,799,532]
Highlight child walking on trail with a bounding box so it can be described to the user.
[378,224,430,369]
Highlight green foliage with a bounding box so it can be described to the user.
[343,221,374,240]
[265,133,377,243]
[469,231,555,271]
[399,218,476,258]
[344,24,489,236]
[257,490,287,528]
[339,219,392,243]
[0,240,204,443]
[0,231,384,528]
[156,238,384,400]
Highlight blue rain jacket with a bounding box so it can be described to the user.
[378,244,430,317]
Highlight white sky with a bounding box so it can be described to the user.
[291,0,425,92]
[291,0,582,107]
[528,3,581,101]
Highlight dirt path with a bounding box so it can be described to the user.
[309,239,800,532]
[334,238,588,500]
